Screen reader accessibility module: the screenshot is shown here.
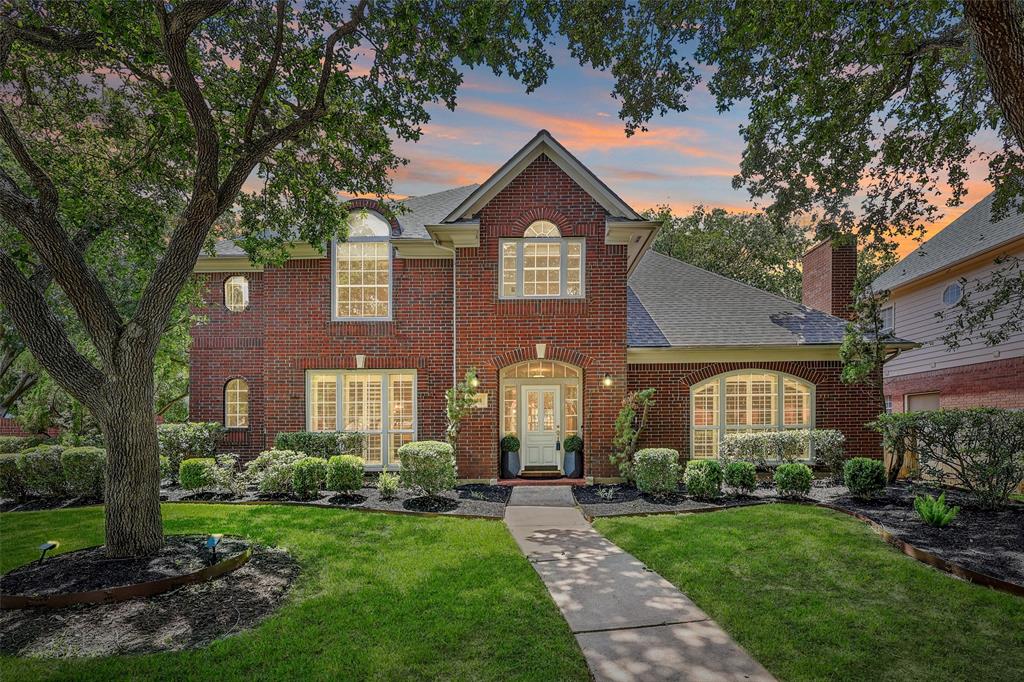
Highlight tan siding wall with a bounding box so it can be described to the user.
[884,243,1024,379]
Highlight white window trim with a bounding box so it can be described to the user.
[330,235,393,323]
[498,361,583,438]
[224,275,249,312]
[224,378,249,430]
[498,237,586,300]
[879,305,894,334]
[304,369,416,470]
[690,370,816,461]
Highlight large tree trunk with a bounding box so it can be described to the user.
[964,0,1024,150]
[98,368,164,557]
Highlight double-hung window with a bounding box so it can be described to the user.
[305,370,416,468]
[333,210,392,320]
[500,220,584,299]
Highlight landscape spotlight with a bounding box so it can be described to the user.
[205,534,223,561]
[38,541,59,565]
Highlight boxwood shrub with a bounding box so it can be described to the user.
[376,470,400,499]
[398,441,456,497]
[563,434,583,454]
[0,435,45,454]
[775,462,813,498]
[157,422,225,482]
[326,454,364,493]
[684,459,722,500]
[179,457,216,491]
[0,453,26,501]
[843,457,886,499]
[292,457,328,499]
[500,434,520,453]
[17,445,66,497]
[61,446,106,499]
[723,460,757,495]
[275,431,341,458]
[632,448,680,497]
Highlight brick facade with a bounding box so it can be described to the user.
[802,240,857,321]
[628,361,884,460]
[885,356,1024,412]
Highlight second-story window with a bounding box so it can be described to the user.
[500,220,585,299]
[334,210,391,320]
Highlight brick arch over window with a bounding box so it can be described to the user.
[345,198,402,237]
[511,207,572,237]
[678,362,828,388]
[490,345,594,371]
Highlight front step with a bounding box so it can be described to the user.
[518,468,562,480]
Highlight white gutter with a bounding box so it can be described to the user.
[433,240,458,389]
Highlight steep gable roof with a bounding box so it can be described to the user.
[627,251,852,347]
[873,192,1024,292]
[442,130,643,222]
[393,184,479,239]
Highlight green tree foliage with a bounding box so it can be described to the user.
[650,205,809,301]
[611,388,656,479]
[445,368,478,454]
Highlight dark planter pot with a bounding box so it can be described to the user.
[501,450,521,479]
[563,450,582,478]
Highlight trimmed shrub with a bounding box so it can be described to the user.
[808,429,846,480]
[500,434,520,453]
[563,434,583,454]
[398,440,456,497]
[179,458,216,491]
[914,493,960,528]
[159,455,171,481]
[0,435,44,454]
[157,422,225,482]
[211,453,246,496]
[17,445,66,497]
[376,471,400,500]
[61,447,106,498]
[326,455,364,493]
[843,457,886,500]
[633,448,680,497]
[724,461,757,495]
[775,462,813,498]
[245,449,305,494]
[292,457,327,499]
[684,459,722,500]
[275,431,341,458]
[337,432,366,456]
[0,453,27,501]
[720,430,809,468]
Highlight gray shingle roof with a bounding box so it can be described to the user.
[205,185,480,256]
[627,251,850,347]
[873,192,1024,292]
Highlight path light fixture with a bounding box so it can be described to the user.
[602,373,613,388]
[37,541,59,565]
[205,534,223,562]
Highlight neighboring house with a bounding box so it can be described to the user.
[190,130,885,481]
[873,193,1024,413]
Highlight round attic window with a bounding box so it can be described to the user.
[942,282,963,306]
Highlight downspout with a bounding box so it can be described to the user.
[433,240,457,389]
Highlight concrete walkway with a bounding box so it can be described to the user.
[505,487,775,682]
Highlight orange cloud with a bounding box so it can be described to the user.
[391,155,494,187]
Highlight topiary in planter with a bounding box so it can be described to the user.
[633,448,680,497]
[723,460,757,495]
[398,441,456,498]
[684,459,722,500]
[775,462,813,498]
[17,445,66,498]
[61,447,106,499]
[326,455,364,494]
[179,458,216,491]
[0,453,27,502]
[500,434,520,453]
[292,457,328,499]
[843,457,886,499]
[563,434,583,454]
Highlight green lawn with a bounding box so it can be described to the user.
[595,504,1024,682]
[0,504,588,682]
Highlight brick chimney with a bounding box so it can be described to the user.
[802,239,857,320]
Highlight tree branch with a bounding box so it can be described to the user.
[0,100,57,217]
[963,0,1024,150]
[243,0,287,142]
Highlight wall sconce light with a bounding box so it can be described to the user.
[470,376,480,388]
[355,354,366,369]
[602,373,613,387]
[535,343,546,359]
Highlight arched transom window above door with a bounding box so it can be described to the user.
[690,371,814,459]
[500,221,584,299]
[500,360,581,440]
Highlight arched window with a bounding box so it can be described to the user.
[691,371,813,459]
[224,276,249,312]
[500,221,584,299]
[225,378,249,428]
[334,210,391,320]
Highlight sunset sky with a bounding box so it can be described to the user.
[385,47,995,258]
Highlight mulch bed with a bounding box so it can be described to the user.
[0,541,299,658]
[159,482,512,518]
[575,481,1024,590]
[0,535,248,597]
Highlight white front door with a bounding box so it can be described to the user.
[521,385,561,469]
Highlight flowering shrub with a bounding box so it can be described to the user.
[326,455,364,493]
[723,461,757,495]
[720,430,808,469]
[245,449,305,494]
[774,462,813,498]
[398,441,456,497]
[684,459,722,500]
[157,422,225,482]
[209,453,246,496]
[808,429,846,480]
[61,447,106,498]
[632,448,680,497]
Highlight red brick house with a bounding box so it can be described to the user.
[190,131,885,481]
